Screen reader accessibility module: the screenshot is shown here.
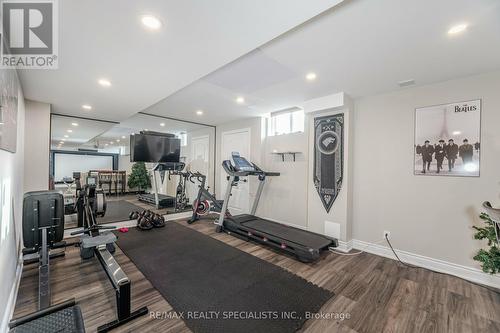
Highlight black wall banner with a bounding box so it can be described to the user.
[313,113,344,213]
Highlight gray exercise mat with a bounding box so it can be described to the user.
[97,200,143,223]
[115,223,334,333]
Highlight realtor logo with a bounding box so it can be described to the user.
[1,0,58,68]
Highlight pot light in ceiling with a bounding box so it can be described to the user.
[448,23,468,35]
[98,78,112,87]
[116,139,120,143]
[306,72,317,81]
[236,97,245,104]
[82,104,92,110]
[105,143,109,146]
[62,138,66,141]
[196,110,203,116]
[160,123,165,127]
[59,141,64,144]
[64,135,69,138]
[141,15,163,30]
[121,136,126,139]
[71,122,79,126]
[110,142,114,144]
[67,129,73,133]
[452,131,462,136]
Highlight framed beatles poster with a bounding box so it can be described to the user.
[414,99,481,177]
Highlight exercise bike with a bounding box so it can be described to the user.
[169,169,191,211]
[188,171,231,224]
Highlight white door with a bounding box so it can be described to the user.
[189,135,210,203]
[220,129,250,215]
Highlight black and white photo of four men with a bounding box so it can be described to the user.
[416,139,478,174]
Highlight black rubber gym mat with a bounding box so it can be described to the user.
[97,200,143,224]
[115,223,333,333]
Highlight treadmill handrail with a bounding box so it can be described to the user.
[221,159,280,177]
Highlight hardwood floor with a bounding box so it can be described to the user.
[13,218,500,332]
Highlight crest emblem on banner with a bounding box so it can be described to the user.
[313,114,344,213]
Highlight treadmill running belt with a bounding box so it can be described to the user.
[234,215,332,249]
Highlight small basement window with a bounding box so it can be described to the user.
[268,108,304,136]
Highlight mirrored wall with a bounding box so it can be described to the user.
[50,113,215,229]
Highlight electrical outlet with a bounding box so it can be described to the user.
[383,230,391,239]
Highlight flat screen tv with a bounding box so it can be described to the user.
[130,132,181,163]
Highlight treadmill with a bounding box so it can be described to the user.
[217,152,338,262]
[137,162,183,209]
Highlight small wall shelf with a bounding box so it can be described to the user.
[271,151,301,162]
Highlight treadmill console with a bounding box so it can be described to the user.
[231,152,255,172]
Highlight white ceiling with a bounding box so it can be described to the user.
[50,115,115,149]
[51,112,213,151]
[19,0,344,121]
[143,0,500,125]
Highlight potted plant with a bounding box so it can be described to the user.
[128,162,151,193]
[473,212,500,274]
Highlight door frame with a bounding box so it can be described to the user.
[190,134,211,201]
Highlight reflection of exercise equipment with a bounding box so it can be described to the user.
[72,176,148,332]
[169,169,191,211]
[61,176,77,214]
[188,171,228,224]
[9,191,85,332]
[138,162,184,209]
[217,152,338,262]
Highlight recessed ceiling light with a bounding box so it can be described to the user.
[62,138,66,141]
[71,122,78,127]
[67,129,72,133]
[110,142,114,144]
[306,72,317,81]
[160,123,165,127]
[448,23,468,35]
[82,104,92,110]
[145,129,149,131]
[105,143,109,146]
[59,141,64,144]
[98,78,112,87]
[452,131,462,135]
[116,139,120,143]
[141,15,163,30]
[64,135,69,138]
[196,110,203,116]
[131,132,135,136]
[121,136,126,139]
[236,97,245,104]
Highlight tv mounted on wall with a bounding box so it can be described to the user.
[130,131,181,163]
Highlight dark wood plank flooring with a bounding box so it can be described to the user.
[13,218,500,332]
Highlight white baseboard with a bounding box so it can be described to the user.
[1,254,23,333]
[352,239,500,289]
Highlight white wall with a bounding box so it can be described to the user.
[23,100,50,192]
[352,71,500,268]
[258,132,309,229]
[0,70,25,331]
